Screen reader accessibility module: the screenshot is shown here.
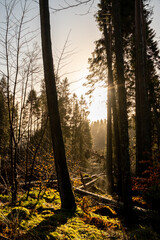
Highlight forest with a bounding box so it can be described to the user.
[0,0,160,239]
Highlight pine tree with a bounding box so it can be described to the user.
[111,0,132,214]
[135,0,152,176]
[58,78,72,145]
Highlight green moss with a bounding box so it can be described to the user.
[49,217,114,240]
[44,189,60,202]
[49,232,61,239]
[21,197,38,209]
[8,207,30,220]
[1,188,159,240]
[28,192,37,199]
[41,210,52,215]
[0,194,10,203]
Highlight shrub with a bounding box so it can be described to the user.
[132,162,160,211]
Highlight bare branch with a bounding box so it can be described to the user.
[50,0,94,13]
[55,30,71,78]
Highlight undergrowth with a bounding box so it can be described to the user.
[0,187,159,239]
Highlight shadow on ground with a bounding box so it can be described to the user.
[19,209,75,240]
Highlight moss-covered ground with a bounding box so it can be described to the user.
[0,188,159,239]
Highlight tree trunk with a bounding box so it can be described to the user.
[101,6,113,194]
[39,0,76,210]
[135,0,152,176]
[112,0,132,214]
[106,85,114,194]
[101,0,122,197]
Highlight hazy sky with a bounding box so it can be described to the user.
[30,0,106,121]
[50,0,160,121]
[0,0,159,122]
[50,0,104,122]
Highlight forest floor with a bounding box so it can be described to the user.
[0,186,160,240]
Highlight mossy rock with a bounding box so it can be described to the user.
[8,207,30,220]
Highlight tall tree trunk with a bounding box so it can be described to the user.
[101,0,122,197]
[111,0,132,214]
[135,0,152,176]
[39,0,76,210]
[105,13,114,195]
[106,84,114,194]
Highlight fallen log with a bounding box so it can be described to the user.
[74,187,124,209]
[72,173,103,182]
[74,187,160,223]
[78,174,106,190]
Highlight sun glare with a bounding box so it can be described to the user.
[69,68,107,122]
[88,88,107,122]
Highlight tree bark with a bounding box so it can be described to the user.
[111,0,132,214]
[101,0,122,197]
[106,86,114,194]
[135,0,152,176]
[39,0,76,210]
[104,13,114,195]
